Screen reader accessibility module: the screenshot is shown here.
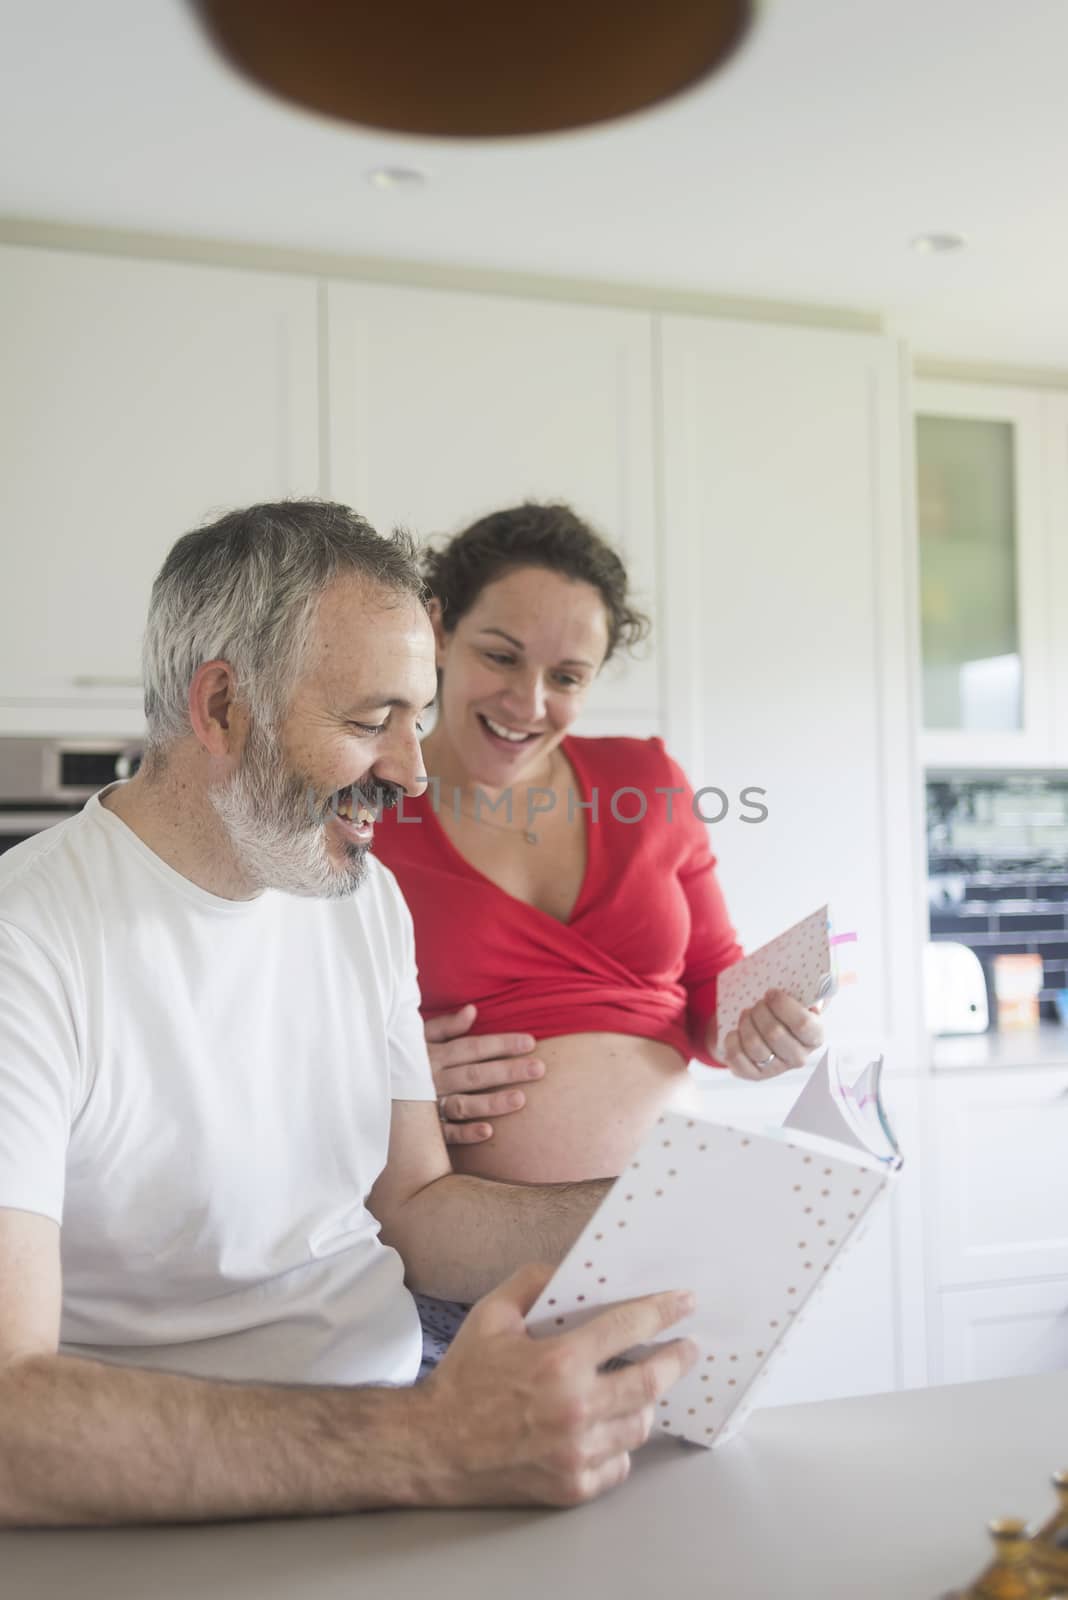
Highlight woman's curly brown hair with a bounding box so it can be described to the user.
[421,502,651,663]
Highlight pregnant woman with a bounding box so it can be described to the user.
[374,502,823,1365]
[375,502,822,1186]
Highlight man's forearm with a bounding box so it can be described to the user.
[388,1174,612,1302]
[0,1351,439,1527]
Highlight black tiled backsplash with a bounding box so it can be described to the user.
[927,775,1068,1018]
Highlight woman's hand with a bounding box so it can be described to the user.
[718,989,824,1082]
[424,1004,546,1145]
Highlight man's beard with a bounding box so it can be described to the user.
[207,715,394,900]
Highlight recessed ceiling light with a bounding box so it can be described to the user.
[910,232,967,255]
[366,166,429,191]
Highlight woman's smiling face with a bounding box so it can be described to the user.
[433,565,610,788]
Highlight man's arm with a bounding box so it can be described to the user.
[0,1208,694,1526]
[0,1207,436,1525]
[368,1101,611,1302]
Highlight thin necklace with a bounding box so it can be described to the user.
[443,749,560,846]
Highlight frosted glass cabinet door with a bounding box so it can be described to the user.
[914,380,1051,767]
[918,416,1019,729]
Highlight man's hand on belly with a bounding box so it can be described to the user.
[425,1004,546,1145]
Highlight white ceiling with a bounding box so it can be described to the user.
[2,0,1067,369]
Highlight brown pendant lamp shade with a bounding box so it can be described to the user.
[190,1,757,138]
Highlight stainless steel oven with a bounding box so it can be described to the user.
[0,737,142,855]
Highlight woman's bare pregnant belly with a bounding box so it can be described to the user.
[449,1032,699,1184]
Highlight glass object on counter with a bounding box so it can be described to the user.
[916,414,1022,731]
[940,1516,1044,1599]
[1030,1469,1068,1595]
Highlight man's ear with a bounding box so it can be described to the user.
[426,598,449,668]
[188,659,244,757]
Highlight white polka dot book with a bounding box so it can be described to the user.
[525,1048,902,1448]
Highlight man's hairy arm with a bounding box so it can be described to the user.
[0,1209,441,1527]
[0,1209,696,1526]
[0,1348,436,1527]
[369,1102,611,1302]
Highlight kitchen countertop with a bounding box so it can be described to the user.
[4,1371,1067,1599]
[932,1020,1068,1071]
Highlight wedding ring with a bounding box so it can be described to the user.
[755,1053,776,1069]
[438,1095,449,1123]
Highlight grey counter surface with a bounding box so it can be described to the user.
[931,1020,1068,1071]
[4,1371,1068,1600]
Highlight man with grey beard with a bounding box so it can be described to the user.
[0,501,695,1527]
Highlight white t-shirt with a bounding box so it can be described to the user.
[0,792,437,1387]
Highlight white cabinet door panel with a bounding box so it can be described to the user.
[0,246,319,709]
[1045,392,1068,767]
[660,318,923,1069]
[326,282,659,725]
[937,1280,1068,1385]
[933,1069,1068,1286]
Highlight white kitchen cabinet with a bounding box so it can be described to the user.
[922,1065,1068,1392]
[660,318,924,1072]
[936,1279,1068,1386]
[0,245,320,731]
[914,380,1052,768]
[932,1067,1068,1288]
[325,281,660,734]
[1045,391,1068,766]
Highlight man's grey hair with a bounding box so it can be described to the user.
[141,500,425,758]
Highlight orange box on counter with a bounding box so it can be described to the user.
[993,953,1044,1030]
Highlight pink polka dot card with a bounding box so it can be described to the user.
[526,1050,899,1449]
[715,904,833,1045]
